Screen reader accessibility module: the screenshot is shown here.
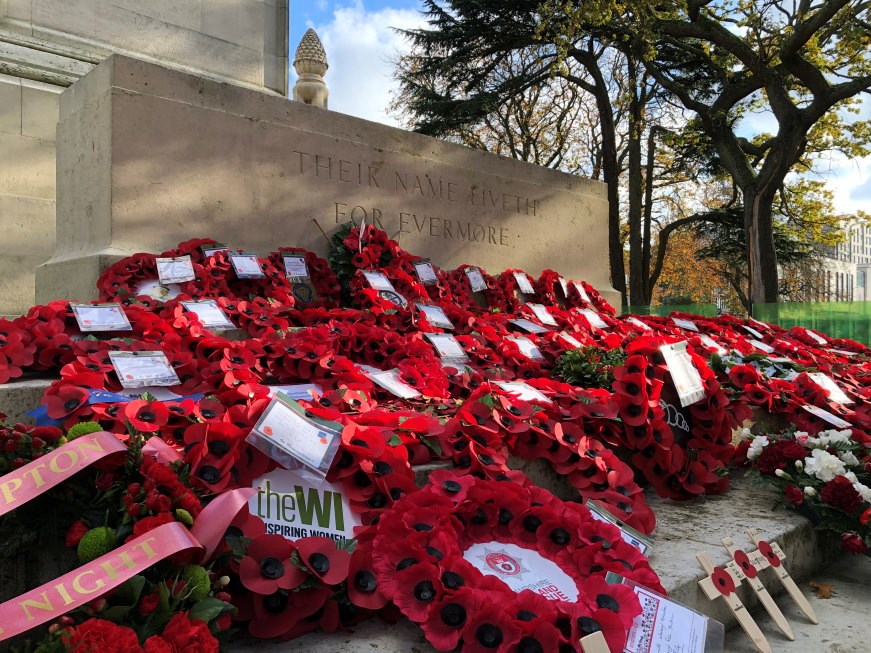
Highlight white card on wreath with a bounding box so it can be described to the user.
[672,317,700,332]
[749,339,775,353]
[229,253,265,278]
[805,330,828,345]
[507,335,544,361]
[365,368,422,399]
[466,267,487,292]
[362,270,397,292]
[742,325,765,339]
[558,332,582,348]
[800,404,851,428]
[266,383,323,401]
[586,501,653,554]
[807,373,853,405]
[413,260,439,286]
[615,577,715,653]
[135,279,182,301]
[699,334,727,356]
[425,333,469,363]
[416,304,454,329]
[282,254,310,279]
[71,303,132,332]
[109,351,180,389]
[513,272,535,294]
[510,318,551,334]
[495,381,552,404]
[156,256,195,284]
[626,316,652,331]
[580,309,608,330]
[201,243,229,258]
[527,303,558,326]
[660,342,706,407]
[248,393,342,476]
[181,300,235,329]
[558,276,569,297]
[573,282,592,303]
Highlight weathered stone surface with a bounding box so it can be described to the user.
[38,55,616,306]
[0,0,289,314]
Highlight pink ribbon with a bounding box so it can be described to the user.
[191,487,257,559]
[0,433,257,642]
[0,432,126,518]
[0,522,201,641]
[142,436,183,465]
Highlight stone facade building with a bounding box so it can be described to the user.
[0,1,289,314]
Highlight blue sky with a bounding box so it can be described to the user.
[290,1,870,216]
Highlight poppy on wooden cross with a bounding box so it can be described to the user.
[722,536,794,640]
[697,551,771,653]
[746,528,819,625]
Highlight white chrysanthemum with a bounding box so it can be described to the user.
[841,450,861,466]
[739,427,754,441]
[803,449,847,482]
[853,482,871,504]
[747,435,770,461]
[844,471,858,484]
[804,486,817,497]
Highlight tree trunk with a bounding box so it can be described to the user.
[627,61,645,307]
[598,110,626,306]
[641,126,656,303]
[744,186,780,307]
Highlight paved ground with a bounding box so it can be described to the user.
[724,553,871,653]
[231,554,871,653]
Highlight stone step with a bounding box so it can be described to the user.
[0,377,52,424]
[228,468,837,652]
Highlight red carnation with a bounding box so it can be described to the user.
[150,612,219,653]
[65,520,90,548]
[820,476,863,514]
[139,592,159,615]
[840,533,868,554]
[63,618,143,653]
[784,484,804,505]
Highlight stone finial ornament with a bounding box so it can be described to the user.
[292,28,329,109]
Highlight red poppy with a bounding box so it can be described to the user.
[45,385,90,419]
[711,566,736,595]
[732,549,757,579]
[239,534,306,595]
[124,400,170,432]
[460,601,523,653]
[295,536,351,585]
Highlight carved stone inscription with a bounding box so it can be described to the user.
[292,150,543,247]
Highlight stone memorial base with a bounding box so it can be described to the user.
[36,54,617,307]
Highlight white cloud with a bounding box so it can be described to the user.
[293,1,425,126]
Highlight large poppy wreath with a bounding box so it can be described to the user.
[352,472,664,652]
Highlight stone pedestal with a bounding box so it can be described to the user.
[0,1,289,314]
[37,55,617,306]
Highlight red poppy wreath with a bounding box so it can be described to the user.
[354,471,664,652]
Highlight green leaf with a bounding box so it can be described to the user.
[421,437,443,457]
[338,538,358,554]
[189,597,229,624]
[388,433,403,447]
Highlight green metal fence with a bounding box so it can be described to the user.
[622,304,720,318]
[753,301,871,345]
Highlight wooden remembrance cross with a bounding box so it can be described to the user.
[722,537,794,640]
[697,551,772,653]
[746,528,819,624]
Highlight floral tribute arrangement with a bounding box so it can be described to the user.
[0,225,868,653]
